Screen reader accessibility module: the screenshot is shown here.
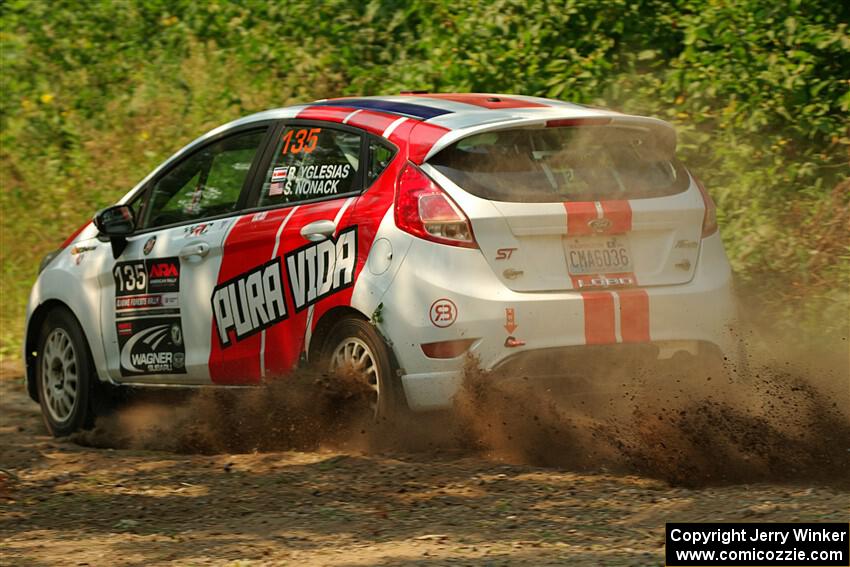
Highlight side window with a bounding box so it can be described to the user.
[259,125,361,207]
[143,129,265,229]
[367,141,396,187]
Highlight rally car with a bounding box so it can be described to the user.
[24,93,742,436]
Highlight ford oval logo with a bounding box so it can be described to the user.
[588,218,613,233]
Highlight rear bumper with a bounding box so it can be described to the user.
[381,232,741,411]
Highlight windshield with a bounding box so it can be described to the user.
[429,126,688,202]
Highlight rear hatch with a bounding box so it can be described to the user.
[423,118,705,292]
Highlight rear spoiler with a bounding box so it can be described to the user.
[420,113,678,163]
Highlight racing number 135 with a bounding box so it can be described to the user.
[113,262,146,293]
[281,128,321,155]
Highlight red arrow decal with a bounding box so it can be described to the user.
[504,308,517,334]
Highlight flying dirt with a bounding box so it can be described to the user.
[69,310,850,489]
[1,309,848,565]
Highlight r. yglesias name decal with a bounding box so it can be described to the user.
[270,164,352,198]
[212,258,288,347]
[286,226,357,312]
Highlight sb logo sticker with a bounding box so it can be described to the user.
[429,298,457,328]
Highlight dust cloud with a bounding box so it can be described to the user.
[74,306,849,488]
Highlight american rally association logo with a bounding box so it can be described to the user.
[117,317,186,375]
[212,226,358,347]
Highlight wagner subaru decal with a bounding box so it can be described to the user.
[116,316,186,376]
[212,257,288,347]
[286,226,357,313]
[113,257,180,297]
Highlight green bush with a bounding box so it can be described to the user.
[1,0,848,356]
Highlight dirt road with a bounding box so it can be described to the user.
[1,361,848,566]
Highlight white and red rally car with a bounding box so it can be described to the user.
[25,93,742,435]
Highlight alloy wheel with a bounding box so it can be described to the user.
[41,328,79,423]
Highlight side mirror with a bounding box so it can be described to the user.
[94,204,135,236]
[94,205,135,258]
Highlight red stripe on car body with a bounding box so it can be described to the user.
[617,289,650,343]
[564,200,633,236]
[407,122,451,164]
[580,292,616,345]
[346,110,399,136]
[600,200,632,234]
[413,93,548,109]
[60,221,91,249]
[209,212,284,383]
[563,202,598,235]
[295,106,358,122]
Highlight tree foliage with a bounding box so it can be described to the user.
[1,0,848,353]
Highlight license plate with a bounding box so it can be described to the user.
[565,235,633,275]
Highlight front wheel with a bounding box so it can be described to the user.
[36,308,97,436]
[322,318,407,421]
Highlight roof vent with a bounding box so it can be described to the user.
[400,90,429,95]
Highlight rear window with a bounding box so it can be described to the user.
[429,126,688,202]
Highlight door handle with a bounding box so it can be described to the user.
[179,241,210,261]
[300,219,336,242]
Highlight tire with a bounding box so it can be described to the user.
[36,308,98,436]
[321,317,407,421]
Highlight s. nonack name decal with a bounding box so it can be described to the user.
[212,257,288,347]
[286,226,357,312]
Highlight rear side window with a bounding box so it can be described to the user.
[429,126,687,202]
[259,126,361,207]
[367,141,396,187]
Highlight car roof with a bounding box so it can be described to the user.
[235,93,617,129]
[230,93,675,161]
[120,93,674,204]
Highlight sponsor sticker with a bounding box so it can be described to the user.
[212,258,288,347]
[285,226,357,312]
[116,316,186,376]
[429,298,457,328]
[143,236,156,256]
[115,293,179,311]
[113,257,180,297]
[184,222,213,237]
[271,167,289,182]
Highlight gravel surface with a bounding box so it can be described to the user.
[1,360,848,566]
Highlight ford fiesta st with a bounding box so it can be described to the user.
[24,93,743,435]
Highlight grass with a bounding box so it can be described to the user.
[1,0,848,357]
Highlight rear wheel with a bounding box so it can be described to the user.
[322,318,406,421]
[36,309,97,436]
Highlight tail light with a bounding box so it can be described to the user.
[394,162,477,248]
[693,175,718,238]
